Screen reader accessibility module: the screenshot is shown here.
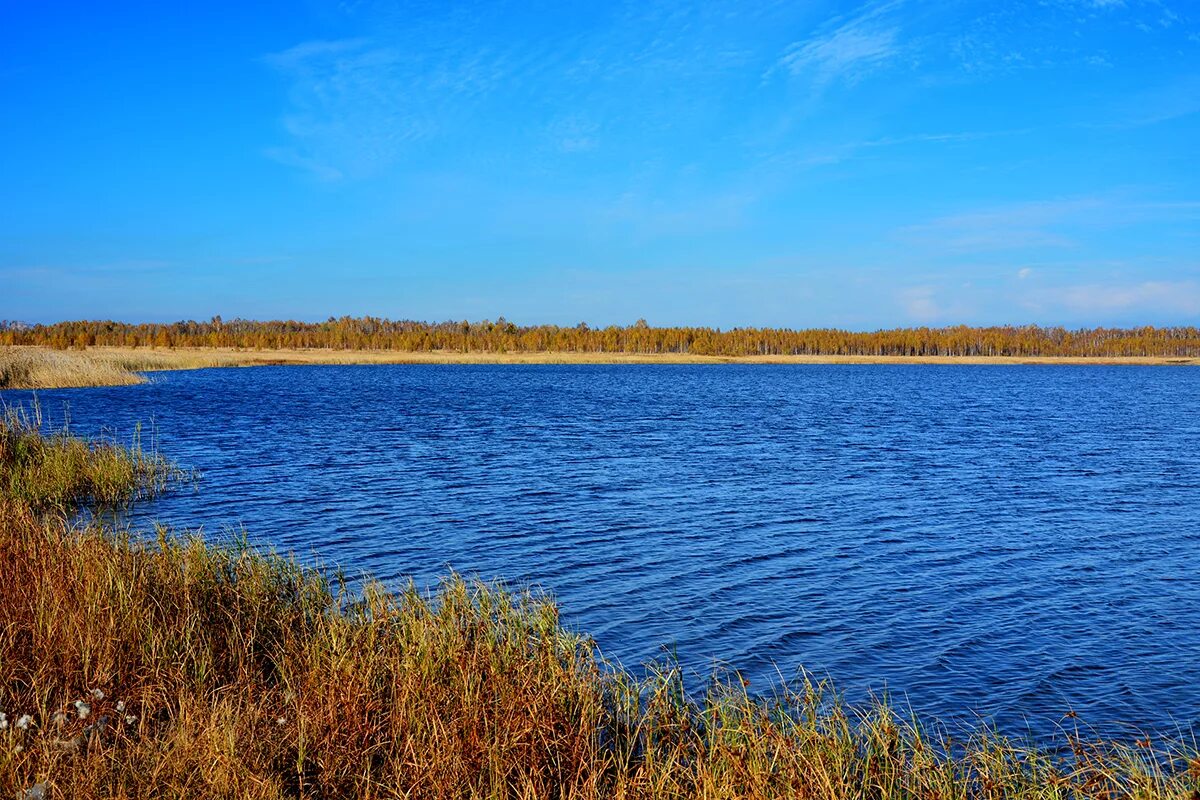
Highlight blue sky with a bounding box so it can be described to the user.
[1,0,1197,328]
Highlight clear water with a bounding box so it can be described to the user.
[7,364,1199,741]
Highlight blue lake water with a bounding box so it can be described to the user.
[6,364,1199,741]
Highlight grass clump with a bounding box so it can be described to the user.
[0,402,181,513]
[0,414,1197,798]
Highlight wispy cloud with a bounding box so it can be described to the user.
[773,127,1035,172]
[262,146,344,182]
[897,197,1106,252]
[895,284,976,323]
[946,0,1176,76]
[263,35,506,179]
[1,259,176,287]
[546,114,600,154]
[599,189,756,238]
[1029,280,1200,316]
[897,196,1200,254]
[1064,0,1127,11]
[772,0,1140,94]
[777,2,905,88]
[898,286,941,321]
[1103,73,1200,128]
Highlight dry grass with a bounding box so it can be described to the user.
[0,409,1198,798]
[2,345,1195,391]
[80,346,1200,367]
[0,347,254,390]
[0,348,145,390]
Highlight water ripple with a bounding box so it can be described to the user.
[8,364,1200,741]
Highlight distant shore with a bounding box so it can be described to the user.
[1,345,1195,389]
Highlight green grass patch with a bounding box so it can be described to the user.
[0,401,182,513]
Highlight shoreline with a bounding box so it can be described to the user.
[89,346,1200,367]
[2,409,1196,797]
[2,345,1196,390]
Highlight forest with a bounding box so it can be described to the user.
[3,317,1199,358]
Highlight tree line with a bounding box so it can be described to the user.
[2,317,1198,357]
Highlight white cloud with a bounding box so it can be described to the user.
[897,196,1200,255]
[1050,280,1200,315]
[777,3,905,88]
[262,146,344,182]
[1017,267,1033,279]
[599,189,756,238]
[897,197,1105,252]
[547,115,600,153]
[262,38,370,72]
[263,36,505,179]
[1107,74,1200,128]
[781,28,899,84]
[899,286,941,321]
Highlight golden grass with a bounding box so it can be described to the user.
[0,346,255,390]
[1,407,1197,798]
[2,344,1196,390]
[0,348,144,390]
[83,346,1200,367]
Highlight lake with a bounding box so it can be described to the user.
[6,364,1198,741]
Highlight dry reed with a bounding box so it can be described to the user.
[1,345,1195,392]
[0,346,262,389]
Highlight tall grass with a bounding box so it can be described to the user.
[0,415,1196,798]
[0,348,145,390]
[0,346,255,390]
[1,344,1195,392]
[0,402,181,513]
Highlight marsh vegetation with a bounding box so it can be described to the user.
[0,405,1197,798]
[2,339,1195,391]
[0,346,259,390]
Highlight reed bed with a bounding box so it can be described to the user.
[0,411,1196,798]
[0,347,146,390]
[0,346,258,389]
[1,344,1194,391]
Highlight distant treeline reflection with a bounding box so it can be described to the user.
[4,317,1199,357]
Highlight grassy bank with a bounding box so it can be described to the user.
[0,346,256,390]
[2,345,1196,389]
[0,403,181,512]
[0,409,1197,798]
